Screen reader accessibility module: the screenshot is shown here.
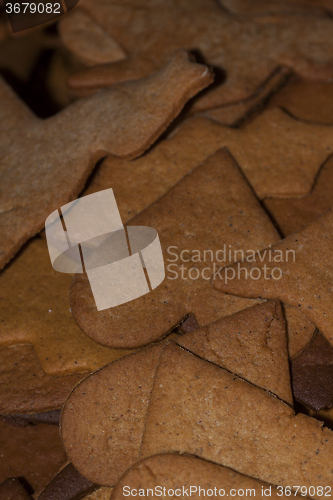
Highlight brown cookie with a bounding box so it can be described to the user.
[0,238,135,376]
[84,109,333,203]
[61,342,333,492]
[269,76,333,125]
[199,66,292,127]
[291,330,333,411]
[0,344,87,415]
[70,148,280,349]
[263,156,333,237]
[0,50,212,270]
[212,207,333,347]
[0,419,66,496]
[60,0,333,110]
[112,454,307,500]
[60,9,126,67]
[0,478,31,500]
[38,463,98,500]
[176,300,293,404]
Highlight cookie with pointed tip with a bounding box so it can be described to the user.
[112,454,306,500]
[71,148,280,349]
[0,49,213,270]
[176,300,293,404]
[264,156,333,237]
[0,478,31,500]
[269,77,333,125]
[291,330,333,412]
[212,207,333,347]
[0,419,66,495]
[61,342,333,490]
[0,238,135,376]
[60,0,333,110]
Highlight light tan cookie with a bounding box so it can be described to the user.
[0,238,134,375]
[212,207,333,346]
[0,419,66,495]
[283,304,317,358]
[60,0,333,110]
[176,300,292,404]
[61,343,333,493]
[112,454,308,500]
[70,148,280,349]
[84,109,333,203]
[0,50,212,270]
[263,156,333,237]
[269,77,333,125]
[0,478,31,500]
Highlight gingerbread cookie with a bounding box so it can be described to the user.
[70,148,280,348]
[0,50,212,270]
[212,207,333,347]
[0,419,66,496]
[112,454,307,500]
[84,109,333,204]
[264,156,333,237]
[0,478,31,500]
[269,77,333,125]
[61,342,333,492]
[176,300,292,404]
[60,0,333,111]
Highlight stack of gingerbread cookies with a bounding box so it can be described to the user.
[1,0,333,498]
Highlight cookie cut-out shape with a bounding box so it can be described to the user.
[212,207,333,347]
[291,331,333,412]
[264,154,333,237]
[61,342,333,490]
[176,300,293,404]
[0,420,66,495]
[85,109,333,204]
[0,50,212,270]
[112,454,306,500]
[0,238,135,375]
[60,0,333,110]
[70,148,280,348]
[0,478,31,500]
